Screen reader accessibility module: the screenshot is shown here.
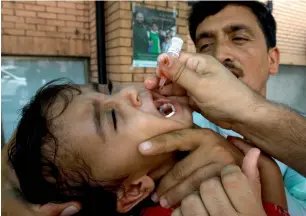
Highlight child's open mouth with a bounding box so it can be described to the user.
[154,99,177,118]
[159,103,176,118]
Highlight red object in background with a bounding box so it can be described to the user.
[142,202,290,216]
[263,202,290,216]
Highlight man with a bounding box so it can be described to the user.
[142,1,306,215]
[133,12,149,55]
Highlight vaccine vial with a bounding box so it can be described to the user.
[159,36,184,89]
[167,36,184,58]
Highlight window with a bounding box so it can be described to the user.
[1,57,88,143]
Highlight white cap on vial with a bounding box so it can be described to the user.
[167,37,184,57]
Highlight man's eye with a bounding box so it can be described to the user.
[111,109,117,130]
[233,37,248,42]
[199,44,211,52]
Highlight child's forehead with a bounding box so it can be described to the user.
[79,83,110,95]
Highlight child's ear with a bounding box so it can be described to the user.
[116,175,155,213]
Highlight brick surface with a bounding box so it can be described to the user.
[46,6,65,14]
[24,4,45,12]
[37,12,56,19]
[3,15,25,23]
[46,19,65,26]
[15,10,36,17]
[3,29,25,36]
[57,14,76,21]
[36,1,56,7]
[57,2,76,9]
[2,8,14,15]
[25,17,45,24]
[2,0,305,86]
[2,1,90,58]
[15,23,36,30]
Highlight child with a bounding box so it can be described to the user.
[8,80,289,216]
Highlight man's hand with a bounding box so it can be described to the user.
[139,128,244,208]
[172,148,266,216]
[145,52,261,129]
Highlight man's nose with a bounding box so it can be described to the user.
[213,42,233,64]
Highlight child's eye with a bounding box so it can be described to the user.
[111,109,117,130]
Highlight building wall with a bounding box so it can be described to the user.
[267,65,306,113]
[88,1,98,82]
[267,0,306,113]
[2,1,305,84]
[1,1,91,63]
[273,0,306,65]
[104,1,191,84]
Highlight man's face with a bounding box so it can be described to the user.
[136,13,144,24]
[52,84,192,184]
[195,5,279,96]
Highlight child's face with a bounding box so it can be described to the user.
[52,84,193,185]
[152,24,158,31]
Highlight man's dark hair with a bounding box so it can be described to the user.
[7,79,120,216]
[188,1,277,49]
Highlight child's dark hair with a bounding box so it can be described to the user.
[7,79,120,216]
[188,1,277,49]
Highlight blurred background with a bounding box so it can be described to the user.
[1,0,306,145]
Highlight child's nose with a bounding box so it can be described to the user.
[119,87,142,107]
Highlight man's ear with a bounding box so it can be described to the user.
[116,175,155,213]
[37,201,81,216]
[268,47,280,75]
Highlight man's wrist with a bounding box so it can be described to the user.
[232,93,282,136]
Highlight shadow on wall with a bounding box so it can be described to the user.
[267,65,306,114]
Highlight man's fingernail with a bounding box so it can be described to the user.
[60,206,79,216]
[160,198,169,208]
[139,141,152,151]
[222,164,240,175]
[151,193,158,202]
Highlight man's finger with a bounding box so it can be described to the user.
[199,177,237,215]
[139,129,207,155]
[157,163,224,208]
[171,208,183,216]
[159,53,221,95]
[228,137,261,200]
[220,165,260,214]
[39,202,81,216]
[180,193,209,216]
[145,76,159,90]
[148,160,176,181]
[227,136,254,154]
[242,148,261,201]
[159,83,187,96]
[158,56,201,94]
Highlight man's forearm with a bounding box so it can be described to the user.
[233,98,306,176]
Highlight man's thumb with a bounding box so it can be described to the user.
[39,202,81,216]
[158,53,200,94]
[228,137,261,200]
